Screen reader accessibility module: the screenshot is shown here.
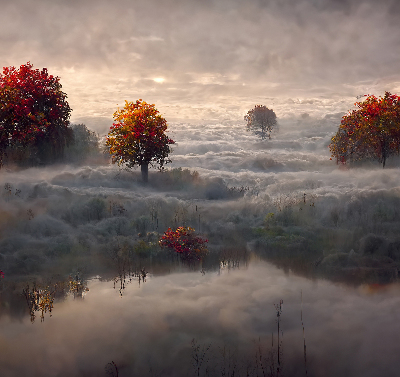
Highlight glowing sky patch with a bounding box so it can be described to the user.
[153,77,165,83]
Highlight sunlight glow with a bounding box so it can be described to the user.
[153,77,165,83]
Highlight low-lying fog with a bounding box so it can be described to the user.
[1,115,400,376]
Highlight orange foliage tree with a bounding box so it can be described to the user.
[0,62,72,166]
[106,100,175,182]
[329,92,400,168]
[159,227,208,262]
[245,105,277,140]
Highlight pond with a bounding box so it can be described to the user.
[1,259,400,377]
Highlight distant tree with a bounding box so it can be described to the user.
[105,99,175,182]
[245,105,277,140]
[0,62,72,166]
[329,92,400,168]
[64,123,101,163]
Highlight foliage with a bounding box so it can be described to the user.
[105,99,175,182]
[0,62,72,166]
[23,282,55,322]
[329,92,400,168]
[64,123,101,163]
[264,212,275,229]
[157,167,200,189]
[159,226,208,261]
[245,105,277,140]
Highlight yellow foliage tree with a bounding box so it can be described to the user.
[106,100,175,182]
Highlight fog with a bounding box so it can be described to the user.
[1,114,400,375]
[2,0,400,373]
[1,115,400,280]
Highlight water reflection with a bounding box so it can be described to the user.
[1,260,400,376]
[0,274,90,323]
[25,275,89,322]
[107,241,149,296]
[113,266,147,297]
[219,247,249,272]
[68,274,90,299]
[23,283,55,323]
[104,361,119,377]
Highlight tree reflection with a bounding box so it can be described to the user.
[68,274,90,299]
[23,283,55,323]
[105,361,119,377]
[218,247,249,273]
[110,242,148,296]
[22,274,89,323]
[113,264,147,297]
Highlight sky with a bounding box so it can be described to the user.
[1,0,400,130]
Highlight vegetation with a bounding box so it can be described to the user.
[64,123,101,164]
[0,62,72,167]
[2,67,400,376]
[245,105,277,140]
[329,92,400,168]
[105,99,175,182]
[159,226,208,261]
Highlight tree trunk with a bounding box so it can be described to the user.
[382,137,387,169]
[141,163,149,182]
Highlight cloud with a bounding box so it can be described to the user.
[1,0,400,122]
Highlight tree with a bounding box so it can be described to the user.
[0,62,72,166]
[245,105,277,140]
[106,99,175,182]
[159,226,208,262]
[329,92,400,168]
[64,123,101,164]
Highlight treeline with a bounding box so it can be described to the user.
[2,62,400,171]
[1,123,103,167]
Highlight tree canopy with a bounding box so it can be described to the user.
[0,62,72,166]
[329,92,400,168]
[105,99,175,182]
[245,105,277,140]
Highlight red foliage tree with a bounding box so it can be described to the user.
[0,62,72,166]
[329,92,400,168]
[159,226,208,261]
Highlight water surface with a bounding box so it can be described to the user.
[1,260,400,377]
